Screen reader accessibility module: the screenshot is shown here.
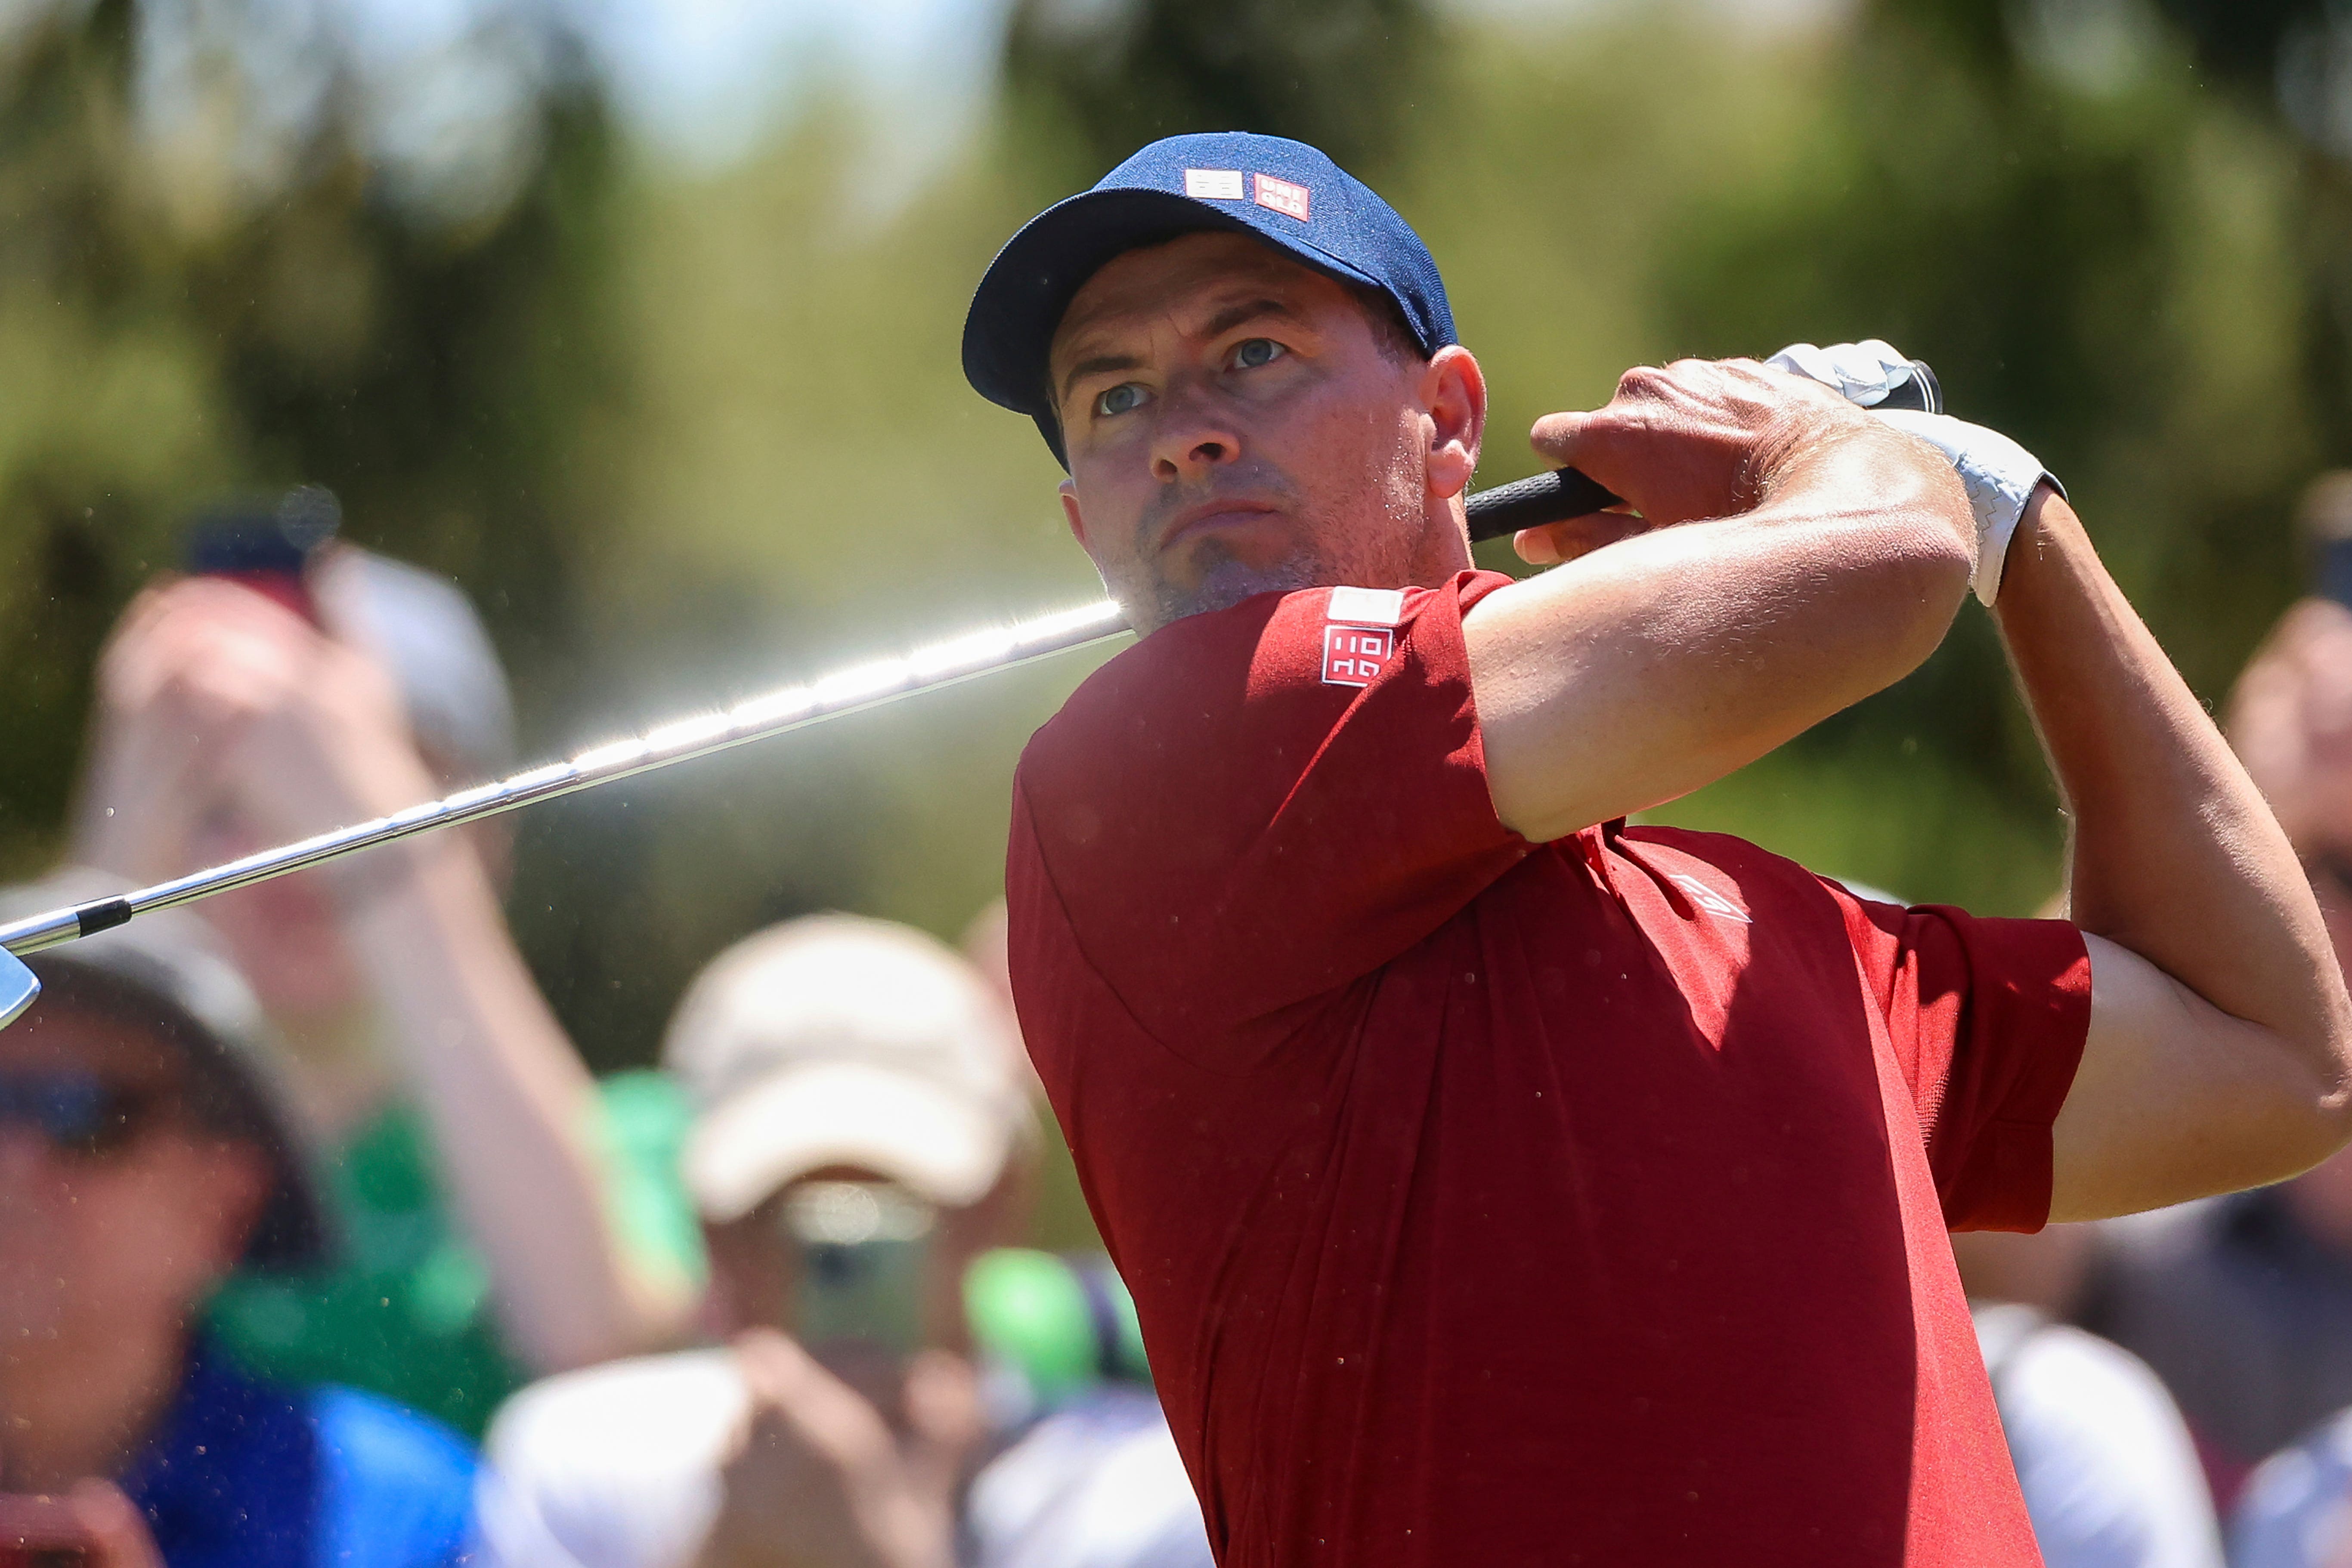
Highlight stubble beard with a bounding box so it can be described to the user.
[1123,465,1437,636]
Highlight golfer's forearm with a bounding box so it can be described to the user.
[1473,430,1972,840]
[352,839,691,1370]
[1997,487,2352,1093]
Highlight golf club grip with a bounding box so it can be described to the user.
[1463,356,1943,546]
[1464,468,1621,544]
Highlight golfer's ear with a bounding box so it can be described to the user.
[1423,346,1486,503]
[1059,480,1090,549]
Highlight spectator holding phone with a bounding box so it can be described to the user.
[65,489,697,1436]
[0,872,473,1568]
[471,914,1210,1568]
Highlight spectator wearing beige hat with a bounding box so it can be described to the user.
[470,914,1210,1568]
[68,490,697,1437]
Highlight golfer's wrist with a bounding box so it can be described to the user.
[1871,409,2060,605]
[1740,404,1863,509]
[1986,482,2092,638]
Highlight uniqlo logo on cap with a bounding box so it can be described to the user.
[1183,168,1245,200]
[1253,173,1311,222]
[1322,625,1393,688]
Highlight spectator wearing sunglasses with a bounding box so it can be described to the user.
[0,872,475,1568]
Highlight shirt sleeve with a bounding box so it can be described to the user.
[1832,885,2092,1231]
[1013,573,1529,1060]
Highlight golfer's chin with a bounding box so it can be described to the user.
[1133,538,1337,634]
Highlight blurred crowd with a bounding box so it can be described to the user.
[0,492,1209,1568]
[11,473,2352,1568]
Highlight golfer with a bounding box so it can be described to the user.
[960,132,2352,1565]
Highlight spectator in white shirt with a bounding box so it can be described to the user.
[469,913,1211,1568]
[1954,1222,2224,1568]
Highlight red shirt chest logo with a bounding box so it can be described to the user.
[1670,872,1752,923]
[1322,625,1394,687]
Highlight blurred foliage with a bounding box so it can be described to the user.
[1003,0,1432,176]
[1639,0,2352,904]
[1,0,2349,1166]
[0,0,623,874]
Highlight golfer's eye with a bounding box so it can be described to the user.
[1230,338,1286,370]
[1094,382,1148,418]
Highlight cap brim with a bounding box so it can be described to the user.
[683,1061,1014,1221]
[961,186,1386,464]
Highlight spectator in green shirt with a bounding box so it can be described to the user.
[67,490,696,1435]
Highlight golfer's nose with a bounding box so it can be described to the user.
[1151,383,1242,482]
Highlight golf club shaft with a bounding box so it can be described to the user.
[0,387,1915,963]
[0,465,1625,959]
[0,600,1130,958]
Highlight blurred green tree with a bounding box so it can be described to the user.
[1639,0,2352,906]
[1002,0,1436,178]
[0,0,649,1050]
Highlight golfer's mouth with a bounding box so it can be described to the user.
[1156,497,1286,554]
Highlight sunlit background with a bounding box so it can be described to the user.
[2,0,2346,1190]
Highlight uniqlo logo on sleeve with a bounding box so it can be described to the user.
[1322,625,1394,688]
[1253,173,1311,221]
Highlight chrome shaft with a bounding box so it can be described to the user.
[0,599,1129,959]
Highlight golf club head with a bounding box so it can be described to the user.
[0,947,37,1029]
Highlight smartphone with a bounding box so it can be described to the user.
[0,1492,94,1567]
[181,486,340,624]
[778,1180,935,1354]
[2318,535,2352,611]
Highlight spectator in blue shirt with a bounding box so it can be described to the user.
[0,872,475,1568]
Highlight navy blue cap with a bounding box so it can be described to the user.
[962,132,1457,467]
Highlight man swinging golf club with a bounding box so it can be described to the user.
[963,131,2352,1565]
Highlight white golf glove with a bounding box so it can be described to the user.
[1766,340,2061,606]
[1765,339,1926,410]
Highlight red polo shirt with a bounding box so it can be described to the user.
[1006,571,2089,1567]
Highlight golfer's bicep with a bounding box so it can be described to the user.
[2049,933,2341,1220]
[1465,554,1839,842]
[1465,488,1972,840]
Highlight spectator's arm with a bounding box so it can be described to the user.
[74,577,692,1373]
[1996,488,2352,1219]
[347,834,696,1371]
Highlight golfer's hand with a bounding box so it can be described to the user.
[79,574,437,876]
[2229,597,2352,858]
[696,1330,979,1568]
[1513,358,1869,566]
